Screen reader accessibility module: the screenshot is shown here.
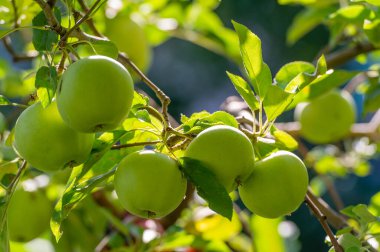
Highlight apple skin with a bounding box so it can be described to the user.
[57,55,134,133]
[295,90,356,144]
[7,188,52,242]
[239,150,308,219]
[105,15,152,73]
[114,150,187,219]
[13,101,95,172]
[184,125,255,192]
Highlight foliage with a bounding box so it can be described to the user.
[0,0,379,251]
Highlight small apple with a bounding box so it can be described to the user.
[295,90,356,144]
[114,150,187,218]
[184,125,255,192]
[7,188,52,242]
[239,150,308,219]
[57,55,134,133]
[13,101,95,172]
[105,14,152,73]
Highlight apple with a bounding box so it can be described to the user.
[184,125,255,192]
[7,188,52,242]
[57,55,134,133]
[239,150,308,219]
[114,150,187,218]
[295,90,356,144]
[13,101,95,172]
[105,14,152,73]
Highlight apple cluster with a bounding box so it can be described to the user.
[13,55,134,172]
[113,125,309,220]
[10,55,309,241]
[184,125,309,219]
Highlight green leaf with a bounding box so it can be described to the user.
[263,85,295,121]
[351,0,380,6]
[341,205,357,218]
[308,70,359,99]
[352,204,378,223]
[131,92,149,112]
[275,61,315,89]
[287,7,335,45]
[51,167,116,241]
[51,130,132,241]
[278,0,317,4]
[181,111,238,134]
[364,89,380,108]
[330,5,370,23]
[290,69,358,109]
[336,233,362,251]
[79,40,119,59]
[0,95,11,106]
[336,227,353,235]
[180,157,233,220]
[226,71,259,111]
[32,9,61,51]
[270,126,298,150]
[267,56,328,117]
[364,19,380,47]
[232,21,272,99]
[254,137,280,159]
[35,66,57,108]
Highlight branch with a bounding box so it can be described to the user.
[326,42,376,68]
[2,37,38,62]
[111,140,162,150]
[33,0,69,37]
[160,183,194,229]
[59,0,103,44]
[117,54,171,128]
[305,192,344,252]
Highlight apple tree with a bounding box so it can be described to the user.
[0,0,380,251]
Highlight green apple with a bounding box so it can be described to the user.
[105,14,152,73]
[184,125,255,192]
[57,55,134,133]
[7,188,52,242]
[239,150,308,219]
[295,90,356,144]
[13,101,95,172]
[114,150,187,218]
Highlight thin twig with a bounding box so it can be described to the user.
[59,0,103,43]
[305,192,344,252]
[117,53,171,128]
[111,140,162,150]
[76,0,103,37]
[2,37,38,62]
[10,0,19,28]
[34,0,66,36]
